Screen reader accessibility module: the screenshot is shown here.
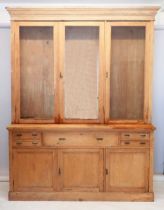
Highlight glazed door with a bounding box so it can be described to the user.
[58,149,104,191]
[13,149,57,191]
[13,22,58,123]
[59,22,105,123]
[105,22,152,123]
[105,149,149,192]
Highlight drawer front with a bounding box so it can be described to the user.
[121,132,149,140]
[13,132,41,140]
[43,132,118,147]
[120,140,149,147]
[13,139,42,147]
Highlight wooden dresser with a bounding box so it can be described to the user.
[7,7,159,201]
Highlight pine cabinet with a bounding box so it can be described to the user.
[7,7,159,201]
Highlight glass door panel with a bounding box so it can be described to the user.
[109,25,145,121]
[63,24,102,122]
[19,26,55,121]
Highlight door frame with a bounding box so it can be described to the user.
[58,21,105,124]
[12,21,59,124]
[105,21,153,124]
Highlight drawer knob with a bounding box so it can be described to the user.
[32,133,38,137]
[32,141,38,145]
[16,141,22,145]
[140,134,146,137]
[124,134,130,137]
[124,141,130,145]
[58,138,66,141]
[96,137,103,141]
[16,133,22,137]
[140,141,146,145]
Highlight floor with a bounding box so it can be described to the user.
[0,182,164,210]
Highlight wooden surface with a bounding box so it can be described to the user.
[43,131,118,147]
[59,22,105,124]
[109,26,145,120]
[20,26,54,120]
[8,191,154,201]
[7,123,156,131]
[106,148,149,192]
[58,149,103,192]
[6,7,159,21]
[13,149,55,191]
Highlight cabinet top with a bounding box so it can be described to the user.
[6,7,160,21]
[7,123,156,132]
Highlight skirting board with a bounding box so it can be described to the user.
[0,175,164,182]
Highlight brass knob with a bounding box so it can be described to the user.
[32,141,38,145]
[16,141,22,145]
[58,138,66,141]
[96,138,103,141]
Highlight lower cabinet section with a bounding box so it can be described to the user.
[9,128,153,201]
[105,149,149,192]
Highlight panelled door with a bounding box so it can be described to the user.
[59,22,105,123]
[13,149,57,191]
[105,22,153,123]
[58,149,104,192]
[105,149,149,192]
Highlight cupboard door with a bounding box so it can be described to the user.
[60,22,104,123]
[13,149,56,191]
[105,22,149,123]
[106,149,149,192]
[58,149,103,191]
[15,23,58,123]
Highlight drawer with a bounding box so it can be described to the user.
[120,140,149,147]
[13,139,42,147]
[43,132,119,147]
[13,132,41,140]
[120,132,149,140]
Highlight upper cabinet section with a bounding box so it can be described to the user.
[7,7,159,124]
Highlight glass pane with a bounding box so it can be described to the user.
[20,26,54,120]
[64,26,99,120]
[110,26,145,120]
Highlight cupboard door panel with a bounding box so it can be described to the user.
[107,24,146,121]
[61,23,104,123]
[13,150,56,191]
[59,149,103,191]
[106,149,149,192]
[20,26,55,121]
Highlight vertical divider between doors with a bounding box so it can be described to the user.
[104,22,111,123]
[98,22,105,124]
[54,22,60,123]
[58,22,65,123]
[144,22,154,123]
